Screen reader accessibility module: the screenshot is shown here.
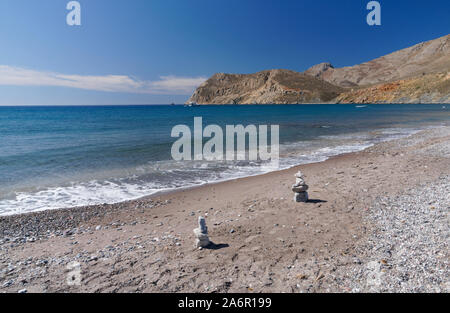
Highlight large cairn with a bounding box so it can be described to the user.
[193,216,211,248]
[292,171,309,202]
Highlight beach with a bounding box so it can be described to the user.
[1,104,448,216]
[0,126,449,293]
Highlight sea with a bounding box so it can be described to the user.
[0,104,449,216]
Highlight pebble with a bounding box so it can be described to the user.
[332,175,450,293]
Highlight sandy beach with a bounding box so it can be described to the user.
[0,126,449,293]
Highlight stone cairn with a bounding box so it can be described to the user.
[292,171,309,202]
[193,216,211,248]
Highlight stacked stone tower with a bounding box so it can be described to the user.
[292,171,309,202]
[193,216,211,248]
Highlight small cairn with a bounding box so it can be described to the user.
[292,171,309,202]
[193,216,211,248]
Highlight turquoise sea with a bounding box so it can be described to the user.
[0,104,449,216]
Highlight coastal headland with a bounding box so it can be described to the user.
[187,34,450,105]
[1,126,449,293]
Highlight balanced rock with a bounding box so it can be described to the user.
[292,184,309,193]
[193,216,211,248]
[292,171,309,203]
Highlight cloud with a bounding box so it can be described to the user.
[0,65,206,95]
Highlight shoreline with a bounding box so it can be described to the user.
[0,126,449,293]
[2,122,444,218]
[0,141,368,218]
[0,149,364,239]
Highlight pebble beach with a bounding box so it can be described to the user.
[0,126,449,293]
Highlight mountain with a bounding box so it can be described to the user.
[187,70,344,104]
[335,72,450,104]
[305,34,450,87]
[187,34,450,104]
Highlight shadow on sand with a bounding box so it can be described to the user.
[306,199,328,204]
[205,242,229,250]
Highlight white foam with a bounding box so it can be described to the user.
[0,125,435,216]
[0,180,169,216]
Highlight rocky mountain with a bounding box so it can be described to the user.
[187,34,450,104]
[305,34,450,87]
[187,70,344,105]
[335,72,450,104]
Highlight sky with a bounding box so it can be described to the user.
[0,0,449,105]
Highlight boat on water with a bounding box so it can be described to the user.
[185,101,197,107]
[355,105,368,108]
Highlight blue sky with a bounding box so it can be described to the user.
[0,0,449,105]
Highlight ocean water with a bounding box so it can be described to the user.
[0,104,449,216]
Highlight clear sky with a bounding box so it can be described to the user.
[0,0,449,105]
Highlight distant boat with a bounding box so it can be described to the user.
[185,101,197,107]
[443,106,446,109]
[355,105,368,108]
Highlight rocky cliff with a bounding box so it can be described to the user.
[187,34,450,104]
[187,70,344,104]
